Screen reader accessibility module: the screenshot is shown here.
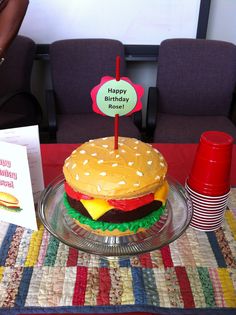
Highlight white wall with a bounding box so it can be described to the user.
[206,0,236,44]
[20,0,201,45]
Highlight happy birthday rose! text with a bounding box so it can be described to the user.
[105,88,129,109]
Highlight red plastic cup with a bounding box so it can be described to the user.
[188,131,233,196]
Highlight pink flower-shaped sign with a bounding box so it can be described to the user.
[91,76,144,117]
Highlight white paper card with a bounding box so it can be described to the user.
[0,125,44,202]
[0,141,38,230]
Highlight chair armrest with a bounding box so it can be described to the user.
[45,89,57,135]
[144,86,158,142]
[133,110,143,131]
[230,85,236,126]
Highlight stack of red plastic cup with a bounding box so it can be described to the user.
[185,131,233,231]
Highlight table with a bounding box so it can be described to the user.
[0,143,235,315]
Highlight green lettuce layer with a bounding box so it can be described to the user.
[63,193,166,233]
[0,205,22,212]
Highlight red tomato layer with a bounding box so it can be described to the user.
[64,182,93,200]
[108,193,154,211]
[64,181,154,211]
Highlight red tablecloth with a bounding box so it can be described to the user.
[40,143,236,187]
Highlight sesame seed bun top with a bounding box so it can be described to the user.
[63,137,167,199]
[0,192,19,205]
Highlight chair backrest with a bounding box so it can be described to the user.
[156,38,236,116]
[0,35,36,97]
[49,38,126,114]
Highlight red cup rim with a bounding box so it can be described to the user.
[191,219,223,226]
[190,224,222,232]
[186,180,230,197]
[192,212,225,219]
[186,181,230,199]
[193,214,226,221]
[192,203,227,211]
[191,222,223,229]
[188,195,228,206]
[191,199,228,208]
[192,212,224,221]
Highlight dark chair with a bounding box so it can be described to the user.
[46,38,142,143]
[0,35,42,130]
[145,38,236,143]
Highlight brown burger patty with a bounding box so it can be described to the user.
[67,195,162,223]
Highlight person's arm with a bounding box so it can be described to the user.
[0,0,29,57]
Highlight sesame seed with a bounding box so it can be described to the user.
[134,146,137,150]
[116,154,120,158]
[102,137,108,140]
[76,174,79,180]
[147,161,153,165]
[136,170,143,177]
[99,172,107,176]
[83,160,88,165]
[160,156,164,161]
[135,153,141,156]
[155,175,160,180]
[89,139,94,142]
[97,185,101,192]
[160,162,165,167]
[133,183,140,187]
[65,162,70,167]
[102,144,108,148]
[98,160,104,164]
[72,163,76,169]
[72,150,77,154]
[121,149,126,153]
[112,163,118,167]
[135,140,139,144]
[80,150,86,154]
[118,181,126,185]
[91,153,97,156]
[84,172,90,176]
[146,150,151,154]
[128,162,134,166]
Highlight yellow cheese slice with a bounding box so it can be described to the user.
[0,200,19,208]
[81,180,169,221]
[80,198,113,220]
[154,180,169,204]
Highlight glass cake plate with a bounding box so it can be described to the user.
[38,175,192,258]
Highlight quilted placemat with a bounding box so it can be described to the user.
[0,189,236,315]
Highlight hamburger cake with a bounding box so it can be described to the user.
[63,137,169,236]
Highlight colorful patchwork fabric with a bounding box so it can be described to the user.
[0,189,236,315]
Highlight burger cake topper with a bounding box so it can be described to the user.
[91,56,144,149]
